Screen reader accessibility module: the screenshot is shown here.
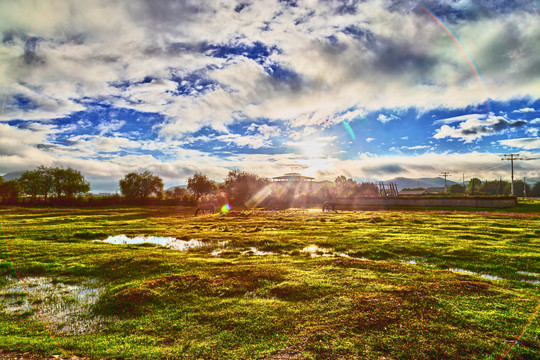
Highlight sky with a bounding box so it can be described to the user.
[1,0,539,192]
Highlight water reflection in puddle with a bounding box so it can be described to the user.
[243,247,274,256]
[447,268,504,281]
[99,235,227,251]
[0,276,109,335]
[302,245,333,257]
[517,271,540,277]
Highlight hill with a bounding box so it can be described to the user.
[0,171,24,181]
[387,177,458,190]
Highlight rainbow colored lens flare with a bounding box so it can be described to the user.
[221,204,231,212]
[342,121,356,141]
[422,5,491,115]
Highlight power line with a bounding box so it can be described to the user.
[501,154,523,195]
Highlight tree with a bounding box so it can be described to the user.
[37,165,54,201]
[19,170,43,202]
[532,182,540,197]
[49,167,90,198]
[165,186,188,199]
[61,168,90,198]
[353,182,379,197]
[483,180,509,195]
[187,173,216,200]
[467,178,483,195]
[448,184,466,194]
[222,170,269,207]
[334,175,356,197]
[119,171,163,200]
[504,180,530,197]
[0,179,20,204]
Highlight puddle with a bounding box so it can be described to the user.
[447,268,504,281]
[242,247,275,256]
[404,259,418,265]
[338,253,369,260]
[302,245,334,257]
[517,271,540,277]
[99,235,227,251]
[0,276,110,335]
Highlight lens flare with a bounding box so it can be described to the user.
[221,204,231,212]
[342,121,356,141]
[246,186,272,208]
[421,6,491,115]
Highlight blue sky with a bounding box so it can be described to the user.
[0,0,539,192]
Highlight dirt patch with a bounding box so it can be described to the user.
[269,282,323,301]
[144,274,207,291]
[115,287,160,304]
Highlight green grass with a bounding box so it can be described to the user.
[0,202,539,359]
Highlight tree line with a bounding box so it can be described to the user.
[404,178,537,197]
[2,166,540,206]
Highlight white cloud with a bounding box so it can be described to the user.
[401,145,430,150]
[377,114,399,123]
[365,138,375,142]
[215,133,272,149]
[433,114,486,125]
[498,138,540,150]
[513,107,536,113]
[434,116,526,142]
[97,120,126,135]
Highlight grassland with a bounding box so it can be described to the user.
[0,201,539,359]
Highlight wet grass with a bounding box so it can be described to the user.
[0,202,539,359]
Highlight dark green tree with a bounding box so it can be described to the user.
[37,165,54,201]
[531,181,540,197]
[62,168,90,198]
[0,179,20,203]
[222,170,269,207]
[119,171,163,200]
[334,175,356,197]
[353,182,379,197]
[448,183,466,194]
[467,178,483,195]
[19,170,43,201]
[187,173,216,200]
[48,168,90,198]
[482,180,510,195]
[165,186,189,199]
[504,180,531,197]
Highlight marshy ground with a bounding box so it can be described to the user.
[0,201,539,359]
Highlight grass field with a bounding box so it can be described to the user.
[0,201,539,359]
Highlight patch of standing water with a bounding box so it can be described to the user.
[0,276,110,335]
[447,268,504,281]
[242,247,274,256]
[517,271,540,277]
[99,235,227,251]
[302,245,334,257]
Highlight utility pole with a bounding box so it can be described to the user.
[462,174,465,187]
[524,177,527,197]
[440,172,451,192]
[502,154,523,195]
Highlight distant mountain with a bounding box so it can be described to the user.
[387,177,458,190]
[1,171,24,181]
[165,185,188,191]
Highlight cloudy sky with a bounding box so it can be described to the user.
[1,0,539,192]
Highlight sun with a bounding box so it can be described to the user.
[300,140,324,159]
